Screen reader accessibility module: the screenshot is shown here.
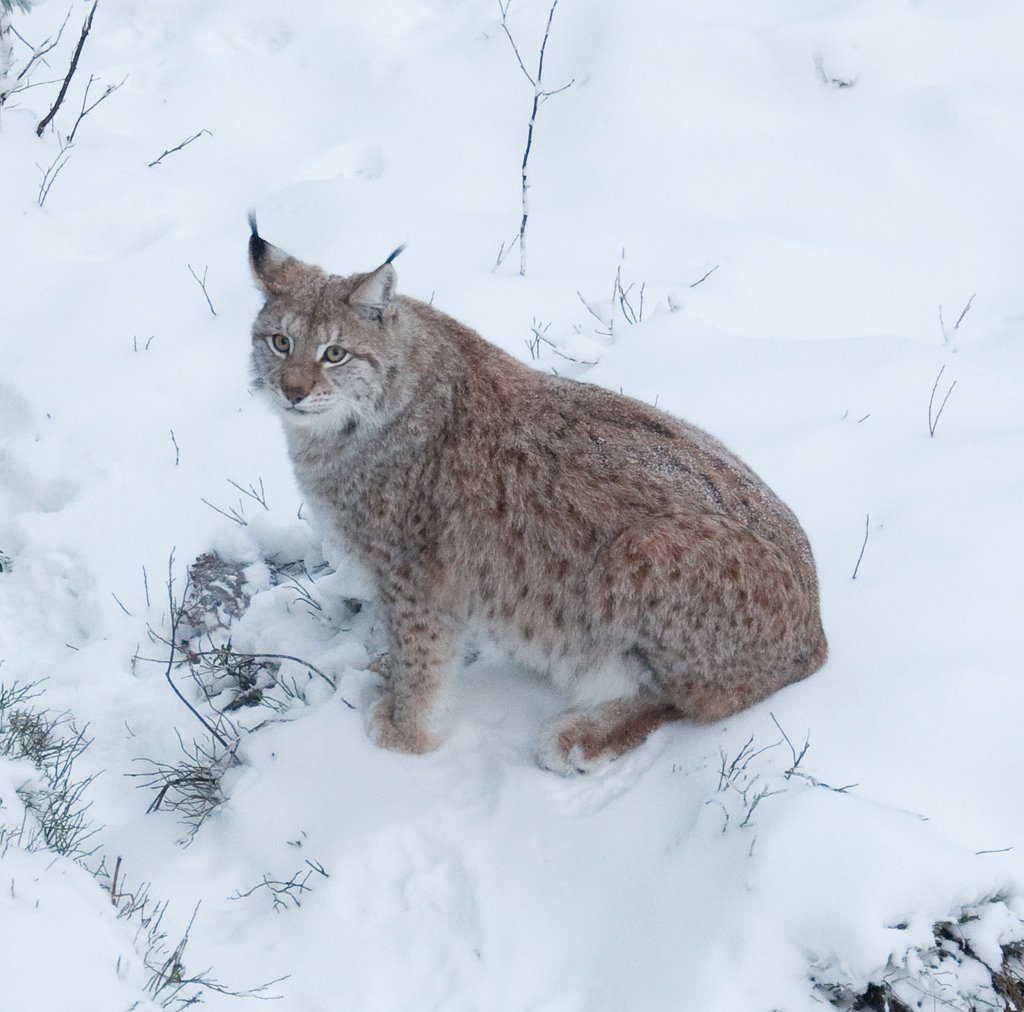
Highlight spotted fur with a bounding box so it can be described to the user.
[248,222,828,773]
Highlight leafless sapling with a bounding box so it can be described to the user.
[497,0,574,276]
[34,0,96,136]
[35,70,124,207]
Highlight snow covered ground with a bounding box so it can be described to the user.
[1,1,1023,1009]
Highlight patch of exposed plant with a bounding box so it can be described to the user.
[0,680,99,860]
[230,858,330,914]
[817,911,1024,1012]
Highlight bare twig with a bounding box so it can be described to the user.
[525,317,547,360]
[229,859,329,912]
[169,429,180,466]
[199,497,246,526]
[940,293,977,344]
[528,319,597,366]
[771,713,857,792]
[1,8,71,107]
[200,478,266,526]
[187,264,216,316]
[954,293,976,331]
[769,713,809,770]
[226,477,267,510]
[36,139,73,206]
[143,900,287,1002]
[576,290,613,335]
[34,69,123,206]
[36,0,98,137]
[65,71,125,145]
[928,365,957,438]
[148,128,212,168]
[689,264,720,288]
[614,265,645,325]
[851,513,869,580]
[493,232,520,272]
[160,551,233,750]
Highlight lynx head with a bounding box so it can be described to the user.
[248,213,408,432]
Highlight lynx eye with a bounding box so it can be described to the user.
[322,345,352,366]
[268,333,291,356]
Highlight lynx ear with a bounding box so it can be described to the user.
[348,245,405,321]
[248,212,310,298]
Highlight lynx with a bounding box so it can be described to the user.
[247,216,828,774]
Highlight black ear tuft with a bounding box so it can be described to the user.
[248,210,267,265]
[385,243,407,265]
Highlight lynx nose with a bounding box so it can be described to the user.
[282,382,310,405]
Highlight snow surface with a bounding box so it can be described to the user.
[2,0,1023,1009]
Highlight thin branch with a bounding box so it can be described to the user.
[36,0,98,137]
[36,141,73,206]
[954,293,976,331]
[769,713,856,792]
[928,365,957,438]
[160,551,233,750]
[187,264,217,316]
[199,497,246,526]
[531,327,596,366]
[497,1,534,86]
[539,77,574,101]
[689,264,720,288]
[4,8,71,94]
[66,72,125,145]
[493,232,520,271]
[148,129,212,168]
[851,513,869,580]
[576,289,613,335]
[534,0,560,87]
[769,713,809,770]
[226,477,267,510]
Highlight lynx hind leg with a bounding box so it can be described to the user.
[597,514,825,723]
[536,697,680,775]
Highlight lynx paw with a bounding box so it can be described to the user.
[366,693,441,755]
[535,717,614,776]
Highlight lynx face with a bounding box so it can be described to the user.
[251,298,387,431]
[249,223,407,433]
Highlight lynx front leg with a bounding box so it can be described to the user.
[536,696,680,775]
[367,600,456,755]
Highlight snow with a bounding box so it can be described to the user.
[2,0,1023,1009]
